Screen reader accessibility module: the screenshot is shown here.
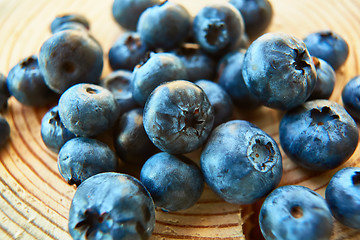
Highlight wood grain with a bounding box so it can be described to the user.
[0,0,360,239]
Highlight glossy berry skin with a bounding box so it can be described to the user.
[200,120,282,204]
[325,167,360,229]
[69,172,155,240]
[100,70,138,117]
[0,116,10,148]
[131,52,187,106]
[342,75,360,120]
[229,0,273,39]
[58,137,118,186]
[0,73,10,111]
[39,30,103,94]
[50,13,89,33]
[108,32,148,71]
[143,80,214,154]
[279,99,359,171]
[112,0,161,31]
[140,152,204,211]
[259,185,333,240]
[243,32,317,110]
[114,108,159,165]
[195,80,233,127]
[6,55,58,106]
[303,30,349,70]
[41,106,76,153]
[58,83,120,137]
[171,43,217,82]
[217,50,261,109]
[137,1,191,51]
[308,57,336,100]
[193,2,245,56]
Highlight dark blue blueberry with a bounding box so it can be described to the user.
[342,75,360,121]
[143,80,214,154]
[6,55,58,106]
[229,0,273,39]
[195,79,233,127]
[0,73,10,111]
[50,13,89,33]
[171,43,217,82]
[52,22,89,34]
[41,106,76,153]
[259,185,333,240]
[279,99,359,171]
[192,2,245,56]
[69,172,155,239]
[217,49,261,109]
[200,120,282,204]
[140,152,204,211]
[308,57,336,100]
[100,70,139,116]
[114,108,159,165]
[137,1,191,51]
[108,32,149,71]
[112,0,161,31]
[326,167,360,229]
[38,30,103,94]
[131,52,187,106]
[58,137,119,186]
[0,116,10,148]
[303,30,349,70]
[58,83,120,137]
[242,32,317,110]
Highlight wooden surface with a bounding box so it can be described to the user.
[0,0,360,239]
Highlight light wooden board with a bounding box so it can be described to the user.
[0,0,360,239]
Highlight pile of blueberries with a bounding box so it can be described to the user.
[1,0,360,239]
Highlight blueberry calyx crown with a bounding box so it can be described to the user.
[74,208,111,239]
[19,55,37,69]
[204,20,228,47]
[125,34,142,51]
[290,205,303,218]
[181,107,205,137]
[293,48,311,74]
[352,171,360,185]
[309,106,339,126]
[247,134,276,172]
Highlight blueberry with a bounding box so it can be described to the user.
[0,73,10,111]
[38,30,103,94]
[137,1,191,51]
[229,0,273,39]
[192,2,245,56]
[242,32,317,110]
[50,13,89,33]
[279,99,359,171]
[325,167,360,229]
[140,152,204,211]
[259,185,333,240]
[58,83,120,137]
[217,49,261,109]
[342,75,360,120]
[68,172,155,239]
[114,108,159,165]
[112,0,161,31]
[171,43,217,82]
[100,70,139,116]
[58,137,118,186]
[108,32,148,71]
[308,57,336,100]
[131,52,187,106]
[41,106,76,153]
[200,120,282,204]
[303,30,349,70]
[143,80,214,154]
[195,79,233,127]
[6,55,58,106]
[0,116,10,148]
